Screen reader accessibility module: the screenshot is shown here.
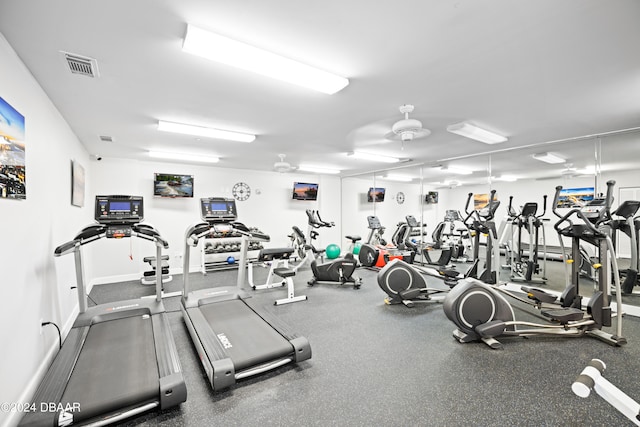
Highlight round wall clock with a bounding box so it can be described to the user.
[232,182,251,201]
[396,191,405,204]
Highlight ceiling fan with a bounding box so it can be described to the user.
[386,104,431,144]
[345,104,433,150]
[273,154,296,173]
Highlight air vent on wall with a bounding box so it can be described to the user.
[99,135,114,143]
[61,51,100,77]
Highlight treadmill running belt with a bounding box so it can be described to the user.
[60,315,159,423]
[199,299,293,371]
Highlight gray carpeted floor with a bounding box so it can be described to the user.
[88,257,640,426]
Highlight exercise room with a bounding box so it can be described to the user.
[2,1,640,426]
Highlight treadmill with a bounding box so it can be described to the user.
[20,195,186,427]
[181,197,311,391]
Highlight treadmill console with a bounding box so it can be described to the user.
[95,195,144,225]
[201,197,237,223]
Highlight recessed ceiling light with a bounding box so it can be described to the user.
[183,24,349,95]
[157,120,255,143]
[447,122,507,144]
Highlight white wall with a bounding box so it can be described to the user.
[0,33,92,427]
[340,175,423,248]
[87,158,342,281]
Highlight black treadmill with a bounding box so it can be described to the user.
[181,197,311,391]
[20,195,186,427]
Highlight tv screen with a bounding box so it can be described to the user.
[556,187,595,209]
[154,173,194,198]
[292,182,318,201]
[368,187,385,202]
[425,191,439,204]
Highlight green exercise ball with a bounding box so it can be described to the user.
[352,242,362,255]
[326,243,341,259]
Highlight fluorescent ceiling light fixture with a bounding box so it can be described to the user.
[183,24,349,95]
[149,151,219,164]
[447,122,507,144]
[347,151,401,163]
[158,120,255,143]
[493,175,518,182]
[532,152,566,164]
[298,164,341,174]
[439,166,473,175]
[384,174,414,182]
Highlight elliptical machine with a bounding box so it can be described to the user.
[609,200,640,294]
[463,190,501,284]
[506,195,548,283]
[377,258,463,307]
[443,181,626,350]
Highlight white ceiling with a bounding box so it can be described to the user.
[1,0,639,184]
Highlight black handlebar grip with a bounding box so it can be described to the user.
[552,185,564,218]
[465,192,473,214]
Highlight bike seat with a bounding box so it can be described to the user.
[345,235,361,242]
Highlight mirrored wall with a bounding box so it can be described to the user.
[340,128,640,301]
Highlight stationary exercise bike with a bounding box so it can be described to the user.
[403,215,453,267]
[301,210,362,289]
[431,210,473,262]
[358,215,415,269]
[443,181,626,349]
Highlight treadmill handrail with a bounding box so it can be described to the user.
[55,221,170,312]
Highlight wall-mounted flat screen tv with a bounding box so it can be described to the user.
[425,191,439,204]
[556,187,595,208]
[368,187,385,202]
[292,182,318,201]
[154,173,194,198]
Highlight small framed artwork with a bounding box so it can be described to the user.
[71,160,85,207]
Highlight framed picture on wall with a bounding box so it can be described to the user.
[71,160,85,207]
[0,96,26,199]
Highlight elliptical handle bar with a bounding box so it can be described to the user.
[597,180,616,224]
[464,192,473,215]
[553,207,602,236]
[484,189,498,221]
[538,195,548,219]
[507,195,517,218]
[552,185,564,218]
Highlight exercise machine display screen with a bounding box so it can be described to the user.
[95,195,144,224]
[200,197,237,222]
